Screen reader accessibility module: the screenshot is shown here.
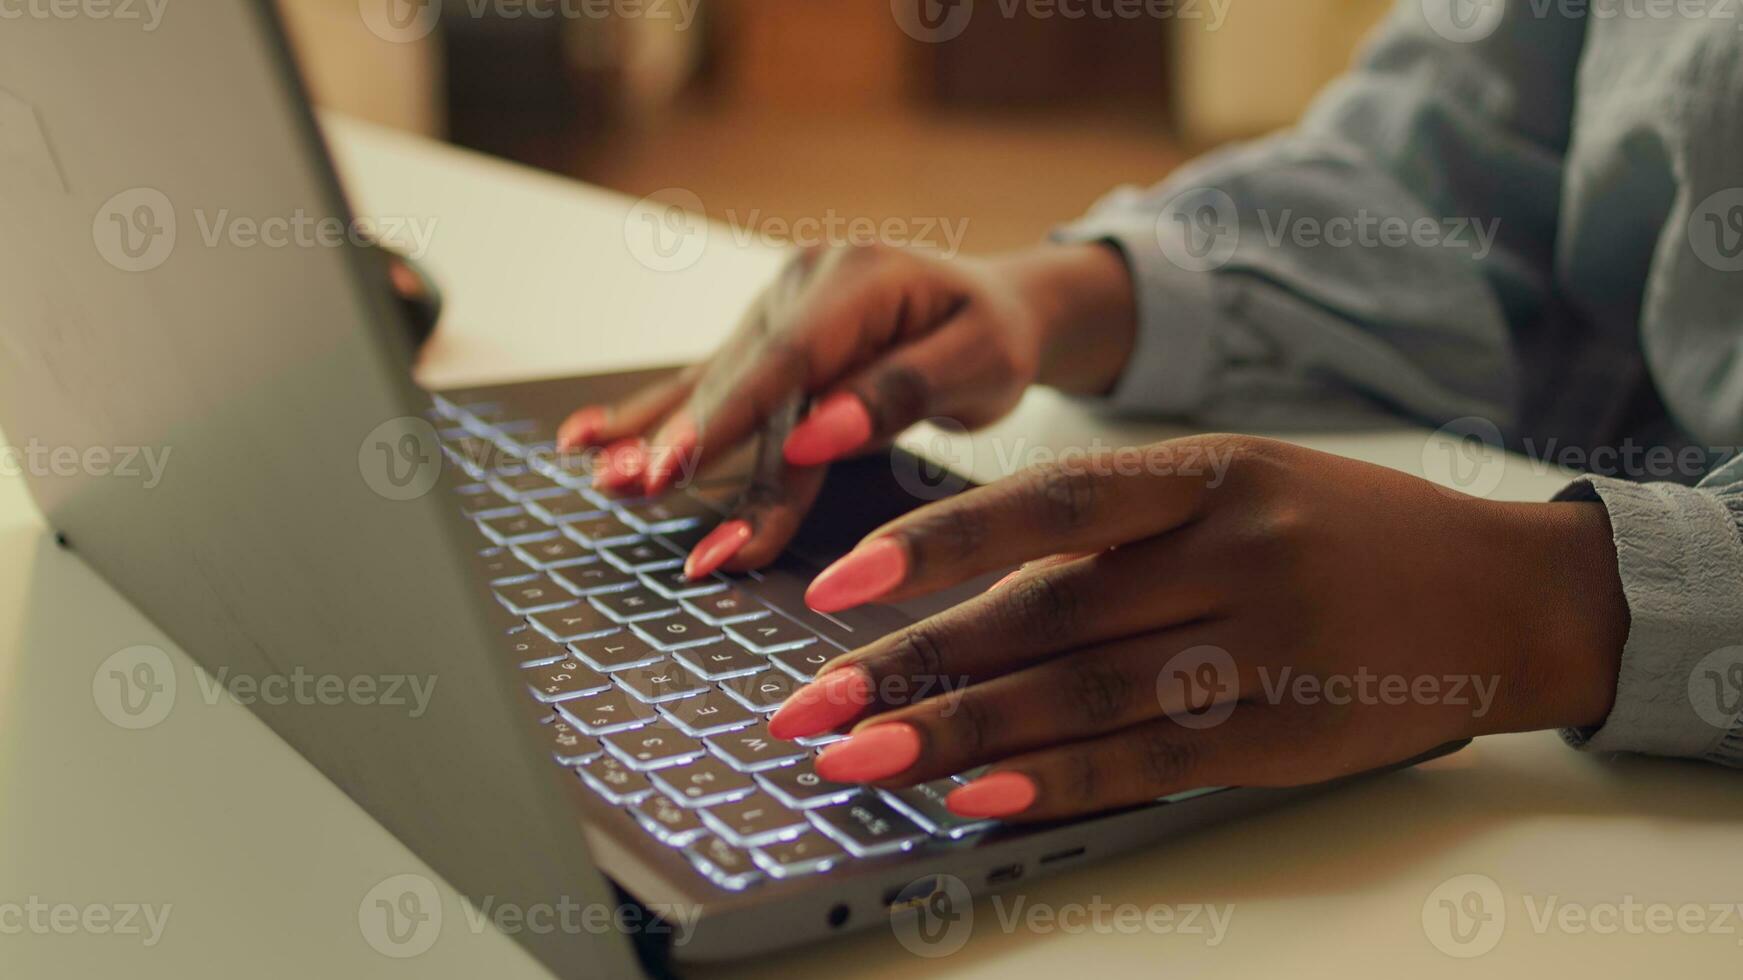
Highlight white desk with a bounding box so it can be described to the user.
[2,117,1739,979]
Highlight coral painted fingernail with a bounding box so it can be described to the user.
[643,416,696,495]
[592,439,646,491]
[805,538,907,613]
[685,520,751,580]
[814,723,922,783]
[558,406,608,451]
[784,392,874,467]
[946,772,1038,818]
[768,667,873,740]
[986,571,1021,593]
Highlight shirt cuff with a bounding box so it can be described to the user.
[1053,199,1224,416]
[1555,475,1743,765]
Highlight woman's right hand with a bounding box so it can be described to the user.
[556,241,1137,579]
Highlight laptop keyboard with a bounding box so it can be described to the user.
[432,395,1000,891]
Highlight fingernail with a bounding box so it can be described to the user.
[986,571,1021,593]
[592,439,646,491]
[768,667,873,740]
[783,392,874,467]
[814,723,922,783]
[643,416,696,495]
[685,520,751,580]
[805,538,906,613]
[946,771,1038,818]
[558,406,608,451]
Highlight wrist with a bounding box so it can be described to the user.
[994,242,1137,396]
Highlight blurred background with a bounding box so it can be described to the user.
[278,0,1391,254]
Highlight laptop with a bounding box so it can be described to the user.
[0,4,1465,974]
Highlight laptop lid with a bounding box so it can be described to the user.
[0,5,639,976]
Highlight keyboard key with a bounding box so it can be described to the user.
[524,657,612,703]
[525,493,606,524]
[506,631,569,667]
[457,487,517,516]
[683,836,762,891]
[659,690,758,737]
[598,539,684,573]
[511,536,595,569]
[558,688,659,734]
[547,716,603,765]
[807,797,926,858]
[528,604,621,642]
[752,832,848,878]
[477,547,537,585]
[703,792,808,847]
[768,644,835,682]
[550,562,638,596]
[727,618,818,654]
[721,670,800,712]
[495,578,579,615]
[655,524,715,553]
[478,511,558,546]
[603,724,706,770]
[651,756,757,807]
[632,793,707,846]
[578,754,654,805]
[757,761,861,810]
[620,494,718,533]
[615,664,710,704]
[673,643,767,681]
[590,586,680,623]
[631,612,724,651]
[881,781,997,839]
[706,722,806,772]
[569,634,664,672]
[489,468,567,500]
[562,514,642,548]
[682,588,770,626]
[639,568,729,600]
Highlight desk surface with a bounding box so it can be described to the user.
[2,118,1739,980]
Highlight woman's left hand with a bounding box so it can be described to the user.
[768,435,1629,821]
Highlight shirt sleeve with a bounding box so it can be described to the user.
[1056,0,1586,430]
[1555,455,1743,766]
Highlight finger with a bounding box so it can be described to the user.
[945,707,1302,822]
[683,465,828,579]
[557,368,697,451]
[985,552,1095,593]
[803,624,1243,785]
[767,543,1225,739]
[803,446,1215,613]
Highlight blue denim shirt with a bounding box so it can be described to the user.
[1061,0,1743,765]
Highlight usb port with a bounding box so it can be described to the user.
[985,864,1025,886]
[1040,846,1086,865]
